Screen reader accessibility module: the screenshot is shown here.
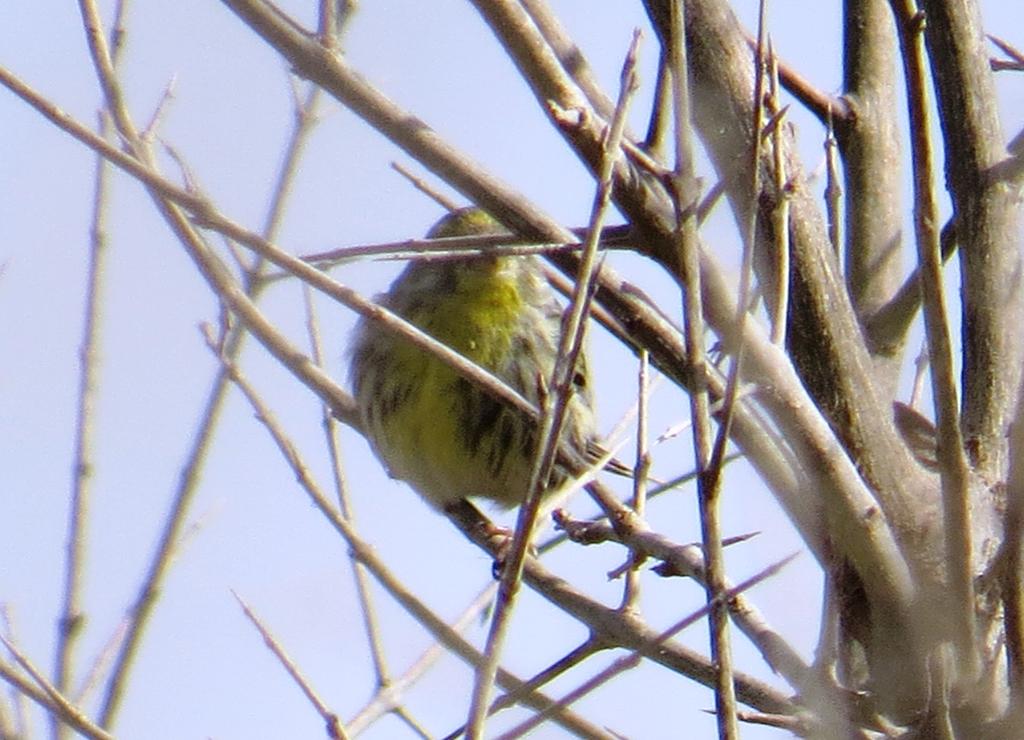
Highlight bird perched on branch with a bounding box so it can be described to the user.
[349,207,599,512]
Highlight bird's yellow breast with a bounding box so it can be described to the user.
[371,260,537,507]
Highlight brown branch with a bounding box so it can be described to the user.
[670,0,739,735]
[892,0,978,680]
[839,0,905,395]
[921,0,1024,475]
[233,591,350,740]
[988,34,1024,69]
[742,34,852,126]
[518,0,617,122]
[767,51,791,347]
[824,109,842,259]
[301,283,395,694]
[0,637,112,740]
[389,161,461,211]
[53,5,132,728]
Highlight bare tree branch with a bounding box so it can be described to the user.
[921,0,1024,476]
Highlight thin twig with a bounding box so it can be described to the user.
[909,341,930,410]
[0,659,14,740]
[464,31,643,739]
[536,456,714,555]
[347,584,497,735]
[234,591,350,739]
[677,0,766,735]
[768,46,790,347]
[302,283,392,691]
[988,35,1024,68]
[318,0,337,47]
[53,110,107,738]
[744,34,851,126]
[1,607,31,740]
[823,106,842,260]
[519,0,617,122]
[390,161,461,211]
[53,5,131,734]
[71,619,127,708]
[643,54,673,161]
[0,636,112,740]
[892,0,978,680]
[707,0,770,475]
[622,350,651,612]
[139,76,177,141]
[75,1,197,726]
[298,231,589,267]
[734,710,805,733]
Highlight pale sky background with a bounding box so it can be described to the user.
[2,1,1023,738]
